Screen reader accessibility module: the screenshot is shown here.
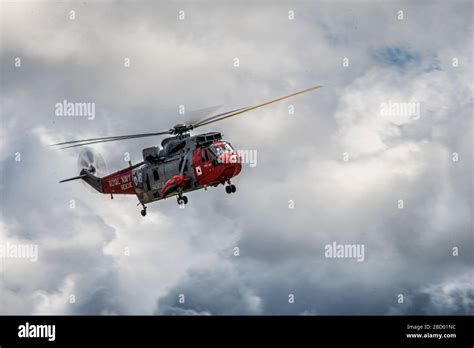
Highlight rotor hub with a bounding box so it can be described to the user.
[171,123,193,135]
[88,164,96,174]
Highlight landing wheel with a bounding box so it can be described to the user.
[225,185,232,194]
[141,209,147,217]
[177,196,188,205]
[230,184,236,193]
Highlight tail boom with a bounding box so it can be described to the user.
[59,169,103,193]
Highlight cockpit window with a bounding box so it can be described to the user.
[210,146,223,156]
[209,142,234,156]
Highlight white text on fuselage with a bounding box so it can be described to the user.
[108,174,133,190]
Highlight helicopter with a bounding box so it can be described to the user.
[52,85,321,216]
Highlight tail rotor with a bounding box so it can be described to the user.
[77,148,107,192]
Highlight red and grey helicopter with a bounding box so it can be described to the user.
[53,85,321,216]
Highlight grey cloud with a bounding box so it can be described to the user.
[388,272,474,315]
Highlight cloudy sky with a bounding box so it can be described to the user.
[0,0,472,315]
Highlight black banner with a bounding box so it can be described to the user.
[0,315,472,346]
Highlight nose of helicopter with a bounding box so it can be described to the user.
[218,152,242,179]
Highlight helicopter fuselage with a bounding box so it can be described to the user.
[95,132,241,209]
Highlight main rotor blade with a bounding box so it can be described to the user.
[51,130,171,148]
[51,106,248,148]
[51,104,224,147]
[58,132,173,149]
[51,84,321,149]
[186,104,224,124]
[192,84,322,129]
[191,106,250,128]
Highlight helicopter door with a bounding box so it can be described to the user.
[197,148,215,182]
[146,165,163,191]
[156,164,165,190]
[142,167,151,191]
